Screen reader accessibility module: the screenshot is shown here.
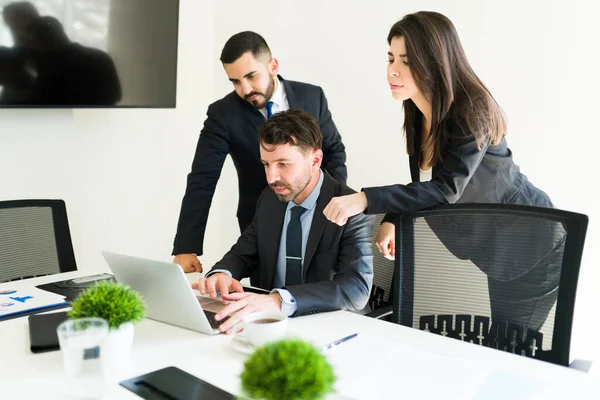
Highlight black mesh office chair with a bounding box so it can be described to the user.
[385,204,587,366]
[0,199,77,282]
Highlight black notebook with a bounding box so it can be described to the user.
[28,311,69,353]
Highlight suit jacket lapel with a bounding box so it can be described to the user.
[302,172,334,275]
[281,76,302,110]
[261,194,287,288]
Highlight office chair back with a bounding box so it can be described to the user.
[391,204,587,366]
[0,199,77,282]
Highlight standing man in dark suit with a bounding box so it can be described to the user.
[173,31,347,274]
[192,109,372,334]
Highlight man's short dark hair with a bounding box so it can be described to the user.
[258,109,323,153]
[220,31,271,64]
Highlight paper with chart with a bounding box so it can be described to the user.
[0,286,68,318]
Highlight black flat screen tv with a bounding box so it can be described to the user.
[0,0,179,108]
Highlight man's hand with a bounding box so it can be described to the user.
[375,222,396,260]
[214,292,282,334]
[192,272,244,301]
[323,192,368,226]
[174,254,203,273]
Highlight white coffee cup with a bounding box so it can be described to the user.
[242,311,288,347]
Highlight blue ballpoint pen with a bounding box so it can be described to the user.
[321,333,359,351]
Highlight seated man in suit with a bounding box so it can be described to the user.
[192,109,373,334]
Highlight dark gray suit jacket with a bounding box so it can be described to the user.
[207,171,374,316]
[363,115,562,281]
[173,76,347,257]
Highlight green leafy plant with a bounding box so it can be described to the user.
[68,281,146,329]
[240,338,336,400]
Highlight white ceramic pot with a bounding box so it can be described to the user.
[103,322,134,382]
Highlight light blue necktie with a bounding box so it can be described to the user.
[266,101,274,118]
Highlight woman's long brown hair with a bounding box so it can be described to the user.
[388,11,506,166]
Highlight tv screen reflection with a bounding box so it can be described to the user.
[0,0,179,108]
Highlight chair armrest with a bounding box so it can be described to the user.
[365,306,393,320]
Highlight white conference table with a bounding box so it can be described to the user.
[1,271,599,399]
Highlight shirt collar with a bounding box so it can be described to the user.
[286,169,324,213]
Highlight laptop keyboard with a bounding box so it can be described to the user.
[203,310,229,330]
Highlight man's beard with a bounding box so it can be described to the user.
[244,75,275,110]
[270,167,312,203]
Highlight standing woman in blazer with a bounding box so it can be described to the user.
[324,11,565,332]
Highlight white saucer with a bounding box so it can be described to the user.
[230,334,256,355]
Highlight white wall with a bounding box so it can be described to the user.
[213,0,600,362]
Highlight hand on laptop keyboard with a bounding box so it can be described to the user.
[192,273,244,304]
[212,292,283,335]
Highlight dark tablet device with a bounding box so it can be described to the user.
[120,366,235,400]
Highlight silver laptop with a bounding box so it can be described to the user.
[101,251,225,335]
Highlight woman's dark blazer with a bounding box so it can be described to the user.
[362,115,563,281]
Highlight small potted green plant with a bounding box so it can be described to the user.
[240,338,336,400]
[68,281,146,380]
